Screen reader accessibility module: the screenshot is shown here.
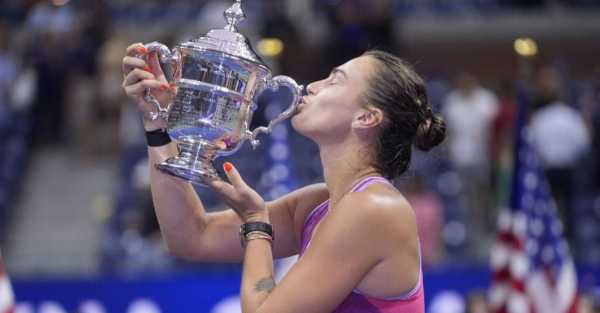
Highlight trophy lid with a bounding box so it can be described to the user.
[184,0,266,68]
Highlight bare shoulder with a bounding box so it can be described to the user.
[307,184,420,297]
[332,184,418,243]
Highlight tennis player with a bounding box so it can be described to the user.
[122,46,446,313]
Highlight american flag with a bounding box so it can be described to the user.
[0,253,15,313]
[489,89,578,313]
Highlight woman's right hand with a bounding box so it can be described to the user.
[122,42,174,130]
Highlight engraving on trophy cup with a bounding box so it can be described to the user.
[138,0,303,185]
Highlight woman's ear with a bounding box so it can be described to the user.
[352,107,384,129]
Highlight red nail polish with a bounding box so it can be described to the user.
[143,65,152,72]
[223,162,233,172]
[137,46,148,54]
[160,84,169,91]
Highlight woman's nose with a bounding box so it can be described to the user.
[306,81,318,95]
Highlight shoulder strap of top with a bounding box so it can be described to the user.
[351,176,393,193]
[303,199,330,225]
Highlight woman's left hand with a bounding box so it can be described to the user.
[207,162,269,223]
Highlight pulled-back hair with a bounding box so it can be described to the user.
[363,50,446,179]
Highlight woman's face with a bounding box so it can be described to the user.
[291,55,375,144]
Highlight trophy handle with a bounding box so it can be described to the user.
[246,75,303,149]
[141,42,181,121]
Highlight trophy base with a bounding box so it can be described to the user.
[155,137,220,186]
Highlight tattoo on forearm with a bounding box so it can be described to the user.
[254,277,276,293]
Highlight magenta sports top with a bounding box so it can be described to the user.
[298,176,425,313]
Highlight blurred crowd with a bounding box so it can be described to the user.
[0,0,599,298]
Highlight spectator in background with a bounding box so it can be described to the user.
[64,0,112,156]
[0,20,17,119]
[99,36,131,156]
[404,175,444,267]
[529,66,591,245]
[25,0,75,144]
[442,71,499,258]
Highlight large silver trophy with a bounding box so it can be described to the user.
[142,0,303,185]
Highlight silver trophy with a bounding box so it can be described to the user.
[141,0,303,185]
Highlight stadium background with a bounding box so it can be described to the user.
[0,0,600,312]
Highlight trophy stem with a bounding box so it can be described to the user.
[155,137,220,186]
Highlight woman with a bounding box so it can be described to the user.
[122,45,446,313]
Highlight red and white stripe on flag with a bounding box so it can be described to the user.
[489,210,578,313]
[0,257,15,313]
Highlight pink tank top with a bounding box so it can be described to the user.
[299,176,425,313]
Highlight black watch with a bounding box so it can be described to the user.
[145,128,171,147]
[239,222,274,245]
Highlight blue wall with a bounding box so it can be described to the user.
[11,265,599,313]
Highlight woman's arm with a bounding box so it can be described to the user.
[147,143,324,261]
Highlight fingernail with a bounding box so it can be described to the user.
[223,162,233,173]
[143,65,152,72]
[137,46,148,54]
[160,84,169,91]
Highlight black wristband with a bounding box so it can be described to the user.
[240,222,274,240]
[145,128,172,147]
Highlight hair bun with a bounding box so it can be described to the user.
[414,114,446,151]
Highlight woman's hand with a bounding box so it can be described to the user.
[121,42,174,130]
[207,162,269,223]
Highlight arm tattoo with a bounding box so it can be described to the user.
[254,277,276,293]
